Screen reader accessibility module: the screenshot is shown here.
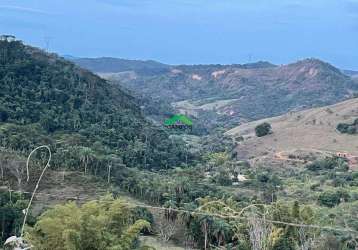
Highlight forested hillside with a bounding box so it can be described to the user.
[0,40,188,171]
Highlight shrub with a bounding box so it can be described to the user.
[26,195,150,249]
[131,207,154,234]
[337,119,358,134]
[318,189,350,207]
[257,173,270,183]
[306,157,347,172]
[352,172,358,179]
[0,109,8,122]
[310,183,321,191]
[215,170,232,186]
[255,122,272,137]
[235,136,244,142]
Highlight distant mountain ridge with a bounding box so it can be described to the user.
[71,57,170,75]
[73,57,358,130]
[343,69,358,77]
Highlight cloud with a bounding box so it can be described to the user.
[0,5,51,15]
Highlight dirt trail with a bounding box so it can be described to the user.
[274,148,358,169]
[274,151,307,163]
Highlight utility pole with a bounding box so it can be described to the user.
[43,35,52,52]
[107,164,111,184]
[144,132,148,169]
[248,53,253,63]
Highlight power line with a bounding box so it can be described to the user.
[5,187,358,235]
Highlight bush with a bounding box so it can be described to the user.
[214,170,232,186]
[0,109,8,122]
[318,189,350,207]
[27,196,150,249]
[257,173,270,183]
[352,172,358,179]
[131,207,154,234]
[337,119,358,134]
[255,122,272,137]
[306,157,347,172]
[310,183,321,191]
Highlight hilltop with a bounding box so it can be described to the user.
[74,58,358,131]
[226,98,358,164]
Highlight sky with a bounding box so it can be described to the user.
[1,0,357,69]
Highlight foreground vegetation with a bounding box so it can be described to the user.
[26,195,151,250]
[110,153,358,249]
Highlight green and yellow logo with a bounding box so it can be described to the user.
[164,114,193,129]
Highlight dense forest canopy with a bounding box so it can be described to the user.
[0,40,189,171]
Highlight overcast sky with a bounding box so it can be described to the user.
[1,0,357,69]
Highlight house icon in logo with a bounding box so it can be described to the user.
[164,114,193,129]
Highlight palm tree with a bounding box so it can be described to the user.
[199,215,213,250]
[79,147,95,175]
[212,218,231,247]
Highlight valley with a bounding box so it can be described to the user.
[2,1,358,249]
[73,57,358,132]
[1,38,358,250]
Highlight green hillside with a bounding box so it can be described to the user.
[0,39,188,171]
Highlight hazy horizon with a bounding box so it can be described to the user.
[1,0,358,70]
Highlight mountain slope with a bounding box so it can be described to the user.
[0,39,187,170]
[226,98,358,161]
[74,58,358,130]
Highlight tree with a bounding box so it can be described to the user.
[0,191,27,245]
[199,215,213,250]
[157,217,177,242]
[318,189,350,207]
[0,108,9,122]
[211,218,231,246]
[26,195,150,250]
[214,170,232,186]
[7,158,25,190]
[248,214,273,250]
[255,122,272,137]
[79,147,95,175]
